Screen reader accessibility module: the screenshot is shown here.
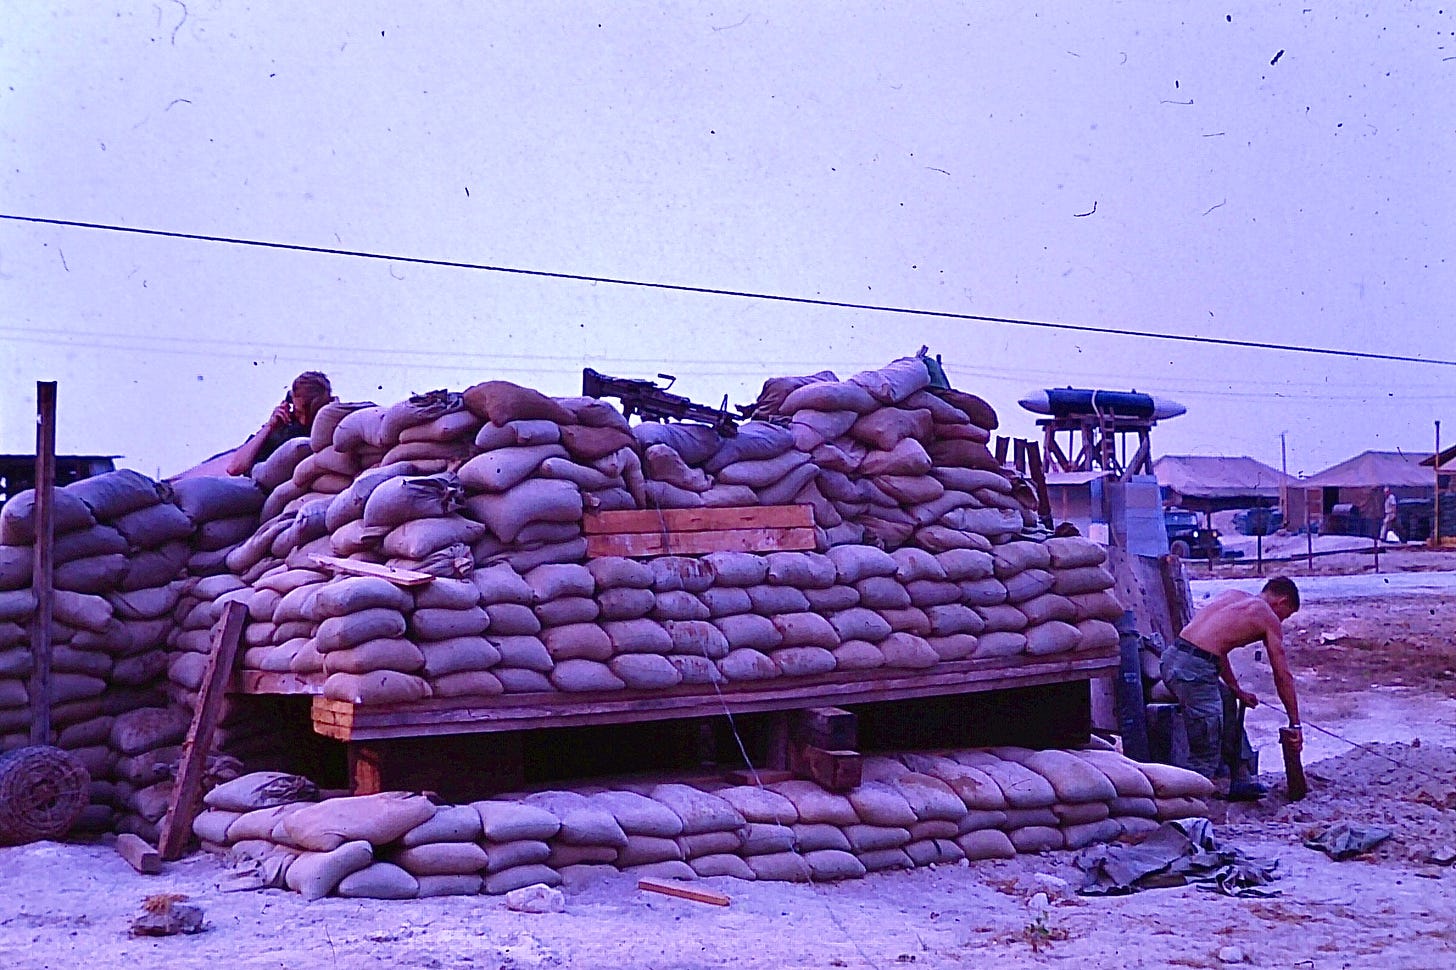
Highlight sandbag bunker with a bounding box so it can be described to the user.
[195,749,1215,899]
[0,355,1167,862]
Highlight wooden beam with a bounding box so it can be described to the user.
[1025,441,1052,526]
[309,555,436,587]
[994,436,1010,465]
[790,706,857,750]
[306,651,1120,741]
[157,600,247,861]
[116,833,161,874]
[29,381,56,746]
[586,526,816,558]
[638,877,730,906]
[725,768,793,786]
[790,743,862,792]
[585,505,812,535]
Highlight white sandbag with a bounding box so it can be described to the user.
[541,623,613,661]
[717,648,779,681]
[322,671,432,704]
[322,637,426,675]
[1024,621,1081,656]
[550,659,626,692]
[276,792,436,852]
[467,479,583,544]
[285,840,375,900]
[491,635,553,672]
[474,801,561,842]
[1052,565,1117,596]
[315,577,413,617]
[649,784,745,835]
[314,608,407,652]
[411,607,491,641]
[608,653,682,689]
[337,861,419,899]
[483,603,541,636]
[362,474,463,529]
[832,640,885,669]
[602,618,673,655]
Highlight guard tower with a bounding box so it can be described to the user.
[1018,388,1185,481]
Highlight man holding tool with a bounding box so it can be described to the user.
[1160,576,1303,800]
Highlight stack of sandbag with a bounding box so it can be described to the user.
[107,705,192,841]
[459,383,636,572]
[170,476,266,578]
[191,747,1216,899]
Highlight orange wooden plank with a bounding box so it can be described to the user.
[583,505,812,535]
[587,526,816,558]
[638,877,730,906]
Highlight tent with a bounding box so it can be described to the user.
[1153,455,1295,514]
[1288,450,1435,537]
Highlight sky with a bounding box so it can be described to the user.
[2,2,1454,479]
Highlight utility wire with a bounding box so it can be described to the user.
[4,212,1454,369]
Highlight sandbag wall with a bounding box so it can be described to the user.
[213,361,1122,702]
[192,745,1215,900]
[0,470,262,833]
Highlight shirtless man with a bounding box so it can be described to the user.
[1161,576,1303,798]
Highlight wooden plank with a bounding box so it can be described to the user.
[157,600,247,861]
[28,381,57,746]
[116,833,161,875]
[790,707,856,750]
[312,651,1120,741]
[584,505,812,535]
[791,744,862,792]
[586,526,816,558]
[638,877,730,906]
[309,555,436,587]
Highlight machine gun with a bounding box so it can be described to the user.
[582,368,740,437]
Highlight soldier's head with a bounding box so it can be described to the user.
[1261,576,1300,620]
[290,371,333,426]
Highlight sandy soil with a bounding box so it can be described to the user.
[4,585,1456,970]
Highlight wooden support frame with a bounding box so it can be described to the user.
[157,600,247,861]
[295,651,1118,742]
[583,506,816,558]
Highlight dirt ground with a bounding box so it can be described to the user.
[4,584,1456,969]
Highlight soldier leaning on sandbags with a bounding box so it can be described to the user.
[226,372,336,477]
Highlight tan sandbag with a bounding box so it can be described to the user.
[647,556,716,593]
[550,659,625,692]
[746,584,812,615]
[1009,826,1065,853]
[662,620,730,659]
[412,577,482,611]
[891,773,966,821]
[786,823,847,853]
[418,637,501,677]
[764,551,837,589]
[285,840,375,900]
[472,563,535,604]
[1075,750,1157,800]
[337,861,419,899]
[416,874,484,897]
[711,785,798,825]
[596,587,654,621]
[849,358,932,405]
[847,781,917,827]
[322,671,432,704]
[463,381,574,425]
[227,803,311,842]
[588,790,685,837]
[1018,594,1077,627]
[770,612,839,649]
[832,640,885,670]
[879,632,938,669]
[676,830,743,859]
[901,755,1007,811]
[825,544,898,584]
[475,801,561,842]
[1062,818,1124,851]
[1069,590,1125,624]
[1155,796,1211,819]
[771,646,838,677]
[476,419,563,450]
[466,479,583,544]
[205,771,320,812]
[314,608,407,652]
[991,542,1052,578]
[744,851,811,882]
[192,809,241,845]
[957,828,1017,860]
[1075,619,1120,653]
[524,791,628,846]
[541,623,613,662]
[584,557,652,590]
[717,648,779,681]
[1052,565,1117,596]
[906,581,961,609]
[953,752,1057,808]
[1003,569,1055,603]
[1054,801,1111,826]
[617,835,684,866]
[649,784,745,835]
[483,839,552,872]
[737,822,795,855]
[769,780,858,826]
[828,608,892,643]
[390,842,489,876]
[602,618,673,654]
[667,654,723,684]
[411,606,491,641]
[483,603,541,636]
[1024,620,1082,656]
[651,590,709,622]
[322,637,426,675]
[608,653,682,690]
[698,587,751,617]
[1046,536,1107,569]
[524,562,595,602]
[400,805,483,846]
[689,853,756,880]
[483,863,562,895]
[490,635,553,671]
[382,516,487,559]
[276,792,436,852]
[1138,761,1217,800]
[431,669,505,697]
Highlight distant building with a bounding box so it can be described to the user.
[1288,450,1434,537]
[1153,455,1295,517]
[0,454,117,503]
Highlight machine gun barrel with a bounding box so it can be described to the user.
[582,368,739,436]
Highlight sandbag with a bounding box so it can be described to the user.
[205,772,320,812]
[322,671,431,704]
[462,381,574,425]
[474,801,561,842]
[276,792,437,852]
[361,474,463,529]
[0,488,97,544]
[66,469,171,520]
[650,784,745,834]
[466,479,582,544]
[285,840,374,900]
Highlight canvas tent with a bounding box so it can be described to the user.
[1153,455,1295,516]
[1288,450,1434,537]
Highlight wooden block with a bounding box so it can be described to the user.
[790,706,857,750]
[116,833,161,874]
[725,768,793,786]
[791,743,862,792]
[638,877,730,906]
[586,526,816,558]
[309,555,436,587]
[585,505,812,535]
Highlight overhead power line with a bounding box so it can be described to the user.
[3,211,1454,368]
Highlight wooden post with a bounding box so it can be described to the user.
[1434,420,1442,547]
[1306,501,1314,570]
[157,600,246,860]
[29,381,57,747]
